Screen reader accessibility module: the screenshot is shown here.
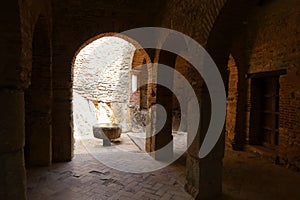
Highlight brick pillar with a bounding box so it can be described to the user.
[52,91,73,162]
[146,51,176,161]
[0,89,27,200]
[152,84,174,160]
[52,60,73,162]
[232,69,248,150]
[185,84,224,199]
[25,86,52,166]
[25,17,53,165]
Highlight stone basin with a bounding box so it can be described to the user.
[93,123,122,146]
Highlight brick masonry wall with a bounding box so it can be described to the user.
[157,0,226,46]
[51,0,162,161]
[172,56,192,132]
[0,0,52,199]
[154,1,228,198]
[226,55,238,142]
[228,0,300,169]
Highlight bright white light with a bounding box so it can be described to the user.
[132,74,137,92]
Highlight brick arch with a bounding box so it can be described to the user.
[145,32,190,157]
[70,32,152,101]
[206,0,252,82]
[69,32,153,154]
[71,32,152,71]
[157,1,256,198]
[19,0,52,88]
[205,0,258,152]
[70,32,152,106]
[130,48,152,112]
[51,33,157,162]
[157,0,227,46]
[51,0,165,162]
[50,0,229,163]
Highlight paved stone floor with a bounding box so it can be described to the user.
[27,133,300,200]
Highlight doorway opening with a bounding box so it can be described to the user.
[252,76,279,149]
[248,70,285,151]
[72,34,151,155]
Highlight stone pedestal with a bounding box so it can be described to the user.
[93,123,122,146]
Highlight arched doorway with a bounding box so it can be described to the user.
[71,33,151,153]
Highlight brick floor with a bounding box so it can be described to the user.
[27,133,192,200]
[222,142,300,200]
[27,133,300,200]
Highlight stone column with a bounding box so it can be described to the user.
[0,89,27,200]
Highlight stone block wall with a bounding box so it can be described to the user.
[73,36,135,102]
[73,36,135,132]
[73,36,150,132]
